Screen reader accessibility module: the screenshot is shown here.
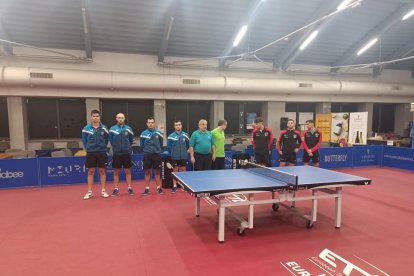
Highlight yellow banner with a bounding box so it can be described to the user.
[315,114,331,142]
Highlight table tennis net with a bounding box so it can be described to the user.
[245,164,298,187]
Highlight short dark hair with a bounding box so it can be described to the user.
[217,119,227,126]
[146,117,155,123]
[306,119,314,124]
[254,117,264,124]
[288,118,295,123]
[174,119,181,124]
[90,109,100,116]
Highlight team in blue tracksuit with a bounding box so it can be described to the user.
[82,123,109,168]
[109,123,134,169]
[109,124,134,155]
[167,130,190,166]
[140,127,164,170]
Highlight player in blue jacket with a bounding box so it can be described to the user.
[167,119,190,193]
[81,109,109,200]
[109,113,135,196]
[140,117,164,195]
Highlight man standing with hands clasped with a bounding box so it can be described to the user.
[301,119,322,167]
[277,118,302,167]
[109,113,135,196]
[189,119,215,171]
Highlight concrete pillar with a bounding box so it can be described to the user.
[7,96,28,150]
[394,103,411,137]
[357,103,374,137]
[154,99,166,145]
[262,102,285,138]
[210,101,224,128]
[85,98,100,123]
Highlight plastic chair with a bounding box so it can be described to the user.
[41,141,55,150]
[67,141,80,148]
[61,148,73,156]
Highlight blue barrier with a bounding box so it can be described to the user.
[2,146,414,189]
[39,156,88,186]
[0,158,39,188]
[225,150,241,169]
[382,146,414,171]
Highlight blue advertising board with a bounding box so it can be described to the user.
[319,147,353,168]
[103,154,145,182]
[39,156,88,186]
[382,146,414,171]
[0,158,39,188]
[352,146,382,167]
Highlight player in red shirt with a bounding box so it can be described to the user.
[277,118,301,167]
[301,119,322,167]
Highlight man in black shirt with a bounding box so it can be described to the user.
[277,118,301,167]
[251,117,274,167]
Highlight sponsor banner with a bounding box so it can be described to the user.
[39,156,88,186]
[330,113,349,143]
[0,158,39,188]
[352,146,382,167]
[225,150,241,169]
[315,113,331,143]
[382,146,414,171]
[280,248,389,276]
[319,147,353,168]
[103,154,145,182]
[349,112,368,145]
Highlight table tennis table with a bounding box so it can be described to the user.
[173,165,371,243]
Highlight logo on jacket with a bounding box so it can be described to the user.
[125,131,128,135]
[293,134,297,138]
[264,132,268,136]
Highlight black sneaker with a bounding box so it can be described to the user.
[171,186,177,194]
[157,187,165,195]
[128,187,135,196]
[142,188,150,196]
[111,189,119,196]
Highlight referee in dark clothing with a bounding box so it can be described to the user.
[251,117,274,167]
[189,119,216,171]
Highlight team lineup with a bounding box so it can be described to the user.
[81,109,322,200]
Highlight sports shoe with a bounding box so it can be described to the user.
[128,187,135,196]
[171,186,177,194]
[101,190,109,198]
[157,187,165,195]
[142,188,150,196]
[83,191,93,200]
[111,188,119,196]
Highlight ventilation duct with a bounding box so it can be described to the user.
[1,66,414,97]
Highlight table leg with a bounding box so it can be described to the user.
[218,200,225,243]
[335,187,342,228]
[248,193,254,229]
[196,197,200,217]
[311,190,318,222]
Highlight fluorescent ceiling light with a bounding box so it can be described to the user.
[299,30,319,51]
[402,9,414,21]
[337,0,353,11]
[357,38,378,56]
[233,25,248,47]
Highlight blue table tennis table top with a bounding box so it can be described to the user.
[172,166,371,196]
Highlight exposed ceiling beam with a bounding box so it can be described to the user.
[0,18,13,55]
[218,0,264,69]
[331,3,414,72]
[158,0,178,63]
[385,36,414,68]
[81,0,92,59]
[274,0,342,71]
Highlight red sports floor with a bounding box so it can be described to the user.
[0,166,413,275]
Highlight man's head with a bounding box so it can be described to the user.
[306,119,315,130]
[287,118,295,130]
[146,117,155,130]
[90,110,101,124]
[174,119,182,132]
[254,117,264,130]
[116,113,125,125]
[217,119,227,131]
[198,119,208,131]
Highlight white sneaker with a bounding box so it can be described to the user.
[101,190,109,198]
[83,191,93,200]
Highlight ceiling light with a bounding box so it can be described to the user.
[337,0,353,11]
[357,38,378,56]
[299,30,319,51]
[233,25,248,47]
[402,9,414,21]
